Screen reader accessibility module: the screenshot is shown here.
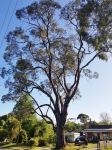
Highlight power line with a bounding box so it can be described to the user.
[0,0,18,48]
[0,0,12,36]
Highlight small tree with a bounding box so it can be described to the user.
[13,94,37,145]
[1,0,112,149]
[5,116,20,142]
[100,112,111,125]
[13,94,35,121]
[65,121,76,132]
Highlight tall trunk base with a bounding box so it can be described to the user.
[55,126,66,150]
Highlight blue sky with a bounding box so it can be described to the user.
[0,0,112,122]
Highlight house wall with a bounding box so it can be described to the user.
[86,132,112,142]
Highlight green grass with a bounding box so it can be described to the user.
[101,147,112,150]
[60,143,97,150]
[0,143,96,150]
[2,143,111,150]
[0,143,17,148]
[62,143,112,150]
[0,143,41,150]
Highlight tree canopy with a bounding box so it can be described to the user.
[1,0,112,149]
[77,113,90,124]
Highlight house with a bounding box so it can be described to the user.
[84,125,112,142]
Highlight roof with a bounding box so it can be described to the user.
[84,125,112,133]
[89,125,112,129]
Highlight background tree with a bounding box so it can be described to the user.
[22,115,38,139]
[65,121,76,132]
[18,129,28,144]
[0,120,5,129]
[1,0,112,149]
[13,94,35,121]
[77,113,90,124]
[77,113,90,129]
[65,121,82,132]
[5,116,20,142]
[99,112,111,125]
[13,93,37,145]
[0,113,54,146]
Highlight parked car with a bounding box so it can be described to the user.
[75,136,88,146]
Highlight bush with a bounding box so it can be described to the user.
[29,137,39,147]
[0,129,8,142]
[18,129,28,144]
[38,138,47,146]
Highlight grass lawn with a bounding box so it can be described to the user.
[0,143,41,150]
[63,143,112,150]
[0,143,96,150]
[62,143,96,150]
[1,143,112,150]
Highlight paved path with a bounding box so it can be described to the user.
[0,149,12,150]
[0,148,51,150]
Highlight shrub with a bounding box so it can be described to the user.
[0,129,8,142]
[38,138,47,146]
[29,137,39,147]
[18,129,28,144]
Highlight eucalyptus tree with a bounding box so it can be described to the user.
[77,113,90,124]
[1,0,112,149]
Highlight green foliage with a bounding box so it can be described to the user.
[5,116,20,142]
[36,120,55,146]
[0,115,8,122]
[13,93,38,142]
[1,0,112,148]
[65,121,83,132]
[29,137,39,147]
[98,53,108,61]
[0,129,8,142]
[16,59,33,71]
[42,124,55,145]
[13,94,35,121]
[0,113,55,146]
[65,121,76,132]
[18,129,28,144]
[0,120,5,128]
[22,115,38,139]
[77,113,90,124]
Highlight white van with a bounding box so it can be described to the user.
[65,132,80,143]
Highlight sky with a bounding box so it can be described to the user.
[0,0,112,122]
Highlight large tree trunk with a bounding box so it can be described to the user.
[55,112,67,149]
[54,100,68,149]
[55,124,66,149]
